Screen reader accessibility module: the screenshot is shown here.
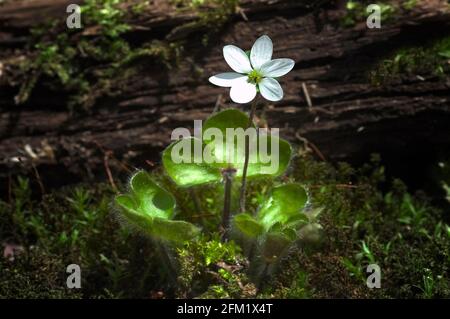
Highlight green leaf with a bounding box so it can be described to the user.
[285,213,309,229]
[202,108,253,169]
[282,227,298,242]
[129,170,175,219]
[151,218,200,243]
[258,183,308,231]
[115,170,199,243]
[241,134,291,179]
[262,232,292,263]
[203,109,291,178]
[297,223,323,244]
[203,108,253,139]
[234,213,265,238]
[162,108,292,187]
[162,137,223,187]
[438,50,450,59]
[116,194,153,231]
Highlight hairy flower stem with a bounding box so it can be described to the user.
[239,98,258,213]
[222,167,236,241]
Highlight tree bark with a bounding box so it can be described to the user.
[0,0,449,191]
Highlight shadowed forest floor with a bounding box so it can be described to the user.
[1,0,450,298]
[1,154,450,298]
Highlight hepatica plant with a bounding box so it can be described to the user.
[115,35,322,291]
[209,35,295,214]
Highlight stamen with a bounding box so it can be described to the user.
[247,69,263,85]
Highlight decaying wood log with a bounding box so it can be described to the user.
[0,0,450,192]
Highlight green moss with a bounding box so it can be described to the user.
[288,154,450,298]
[176,235,256,298]
[14,0,134,109]
[168,0,238,46]
[369,36,450,85]
[131,1,150,14]
[196,0,238,45]
[402,0,418,10]
[120,40,185,69]
[0,248,82,299]
[82,0,131,38]
[10,0,238,111]
[0,179,171,298]
[261,268,312,298]
[341,1,396,28]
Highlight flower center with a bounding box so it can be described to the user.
[247,69,263,85]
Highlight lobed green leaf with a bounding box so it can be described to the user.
[115,170,199,243]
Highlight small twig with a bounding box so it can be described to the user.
[93,139,132,182]
[302,82,313,111]
[93,140,133,173]
[213,94,222,113]
[237,7,249,21]
[307,140,326,161]
[295,131,326,161]
[104,151,118,192]
[108,156,133,174]
[77,43,87,57]
[31,162,45,196]
[145,160,156,168]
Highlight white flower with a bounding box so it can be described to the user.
[209,35,295,104]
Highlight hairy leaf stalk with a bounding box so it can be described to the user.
[239,98,258,213]
[222,167,236,241]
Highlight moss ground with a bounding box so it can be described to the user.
[1,154,449,298]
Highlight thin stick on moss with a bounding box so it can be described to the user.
[31,162,46,196]
[239,98,258,213]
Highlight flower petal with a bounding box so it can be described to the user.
[209,72,247,87]
[260,58,295,78]
[230,78,257,104]
[259,78,283,102]
[250,35,273,70]
[223,45,253,74]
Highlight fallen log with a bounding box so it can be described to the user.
[0,0,449,192]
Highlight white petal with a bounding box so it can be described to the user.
[230,78,257,104]
[250,35,273,70]
[209,72,247,87]
[260,58,295,78]
[223,45,253,74]
[259,78,283,102]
